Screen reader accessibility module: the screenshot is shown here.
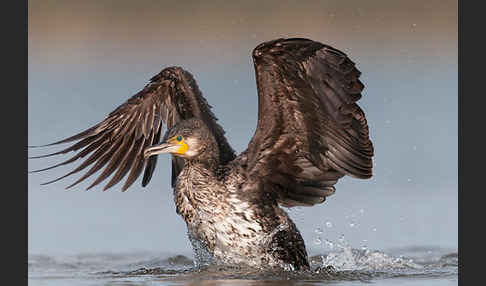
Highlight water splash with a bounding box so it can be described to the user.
[309,232,424,272]
[324,239,335,250]
[188,231,214,268]
[311,247,423,271]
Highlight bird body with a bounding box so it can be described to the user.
[174,153,309,269]
[30,38,374,271]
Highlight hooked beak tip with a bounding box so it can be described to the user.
[144,143,177,158]
[143,149,152,159]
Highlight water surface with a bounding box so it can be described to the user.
[29,245,458,286]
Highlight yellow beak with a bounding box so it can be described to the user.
[143,137,188,158]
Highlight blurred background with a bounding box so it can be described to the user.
[28,0,457,257]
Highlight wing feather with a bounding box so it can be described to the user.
[28,136,98,159]
[104,133,138,191]
[245,38,373,207]
[30,67,235,191]
[29,133,107,172]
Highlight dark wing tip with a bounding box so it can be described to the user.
[28,144,51,148]
[252,37,323,61]
[28,150,68,159]
[29,123,102,149]
[253,37,312,53]
[150,66,185,84]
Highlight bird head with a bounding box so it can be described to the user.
[144,118,218,161]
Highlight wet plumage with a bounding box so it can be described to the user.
[30,38,374,270]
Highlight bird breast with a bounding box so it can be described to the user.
[173,163,269,264]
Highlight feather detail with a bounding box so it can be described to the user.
[245,38,373,207]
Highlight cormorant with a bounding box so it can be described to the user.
[30,38,374,271]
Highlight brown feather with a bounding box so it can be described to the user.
[31,67,235,191]
[245,38,374,207]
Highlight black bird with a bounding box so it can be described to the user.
[30,38,373,271]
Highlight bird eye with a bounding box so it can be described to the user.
[176,135,183,142]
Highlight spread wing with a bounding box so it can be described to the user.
[30,67,235,191]
[245,38,373,207]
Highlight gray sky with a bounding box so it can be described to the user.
[28,0,457,256]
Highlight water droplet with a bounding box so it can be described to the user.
[324,239,334,249]
[314,237,322,245]
[338,234,345,243]
[315,227,323,234]
[325,221,333,228]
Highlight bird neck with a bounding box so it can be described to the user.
[185,156,220,175]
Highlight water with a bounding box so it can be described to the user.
[28,246,457,286]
